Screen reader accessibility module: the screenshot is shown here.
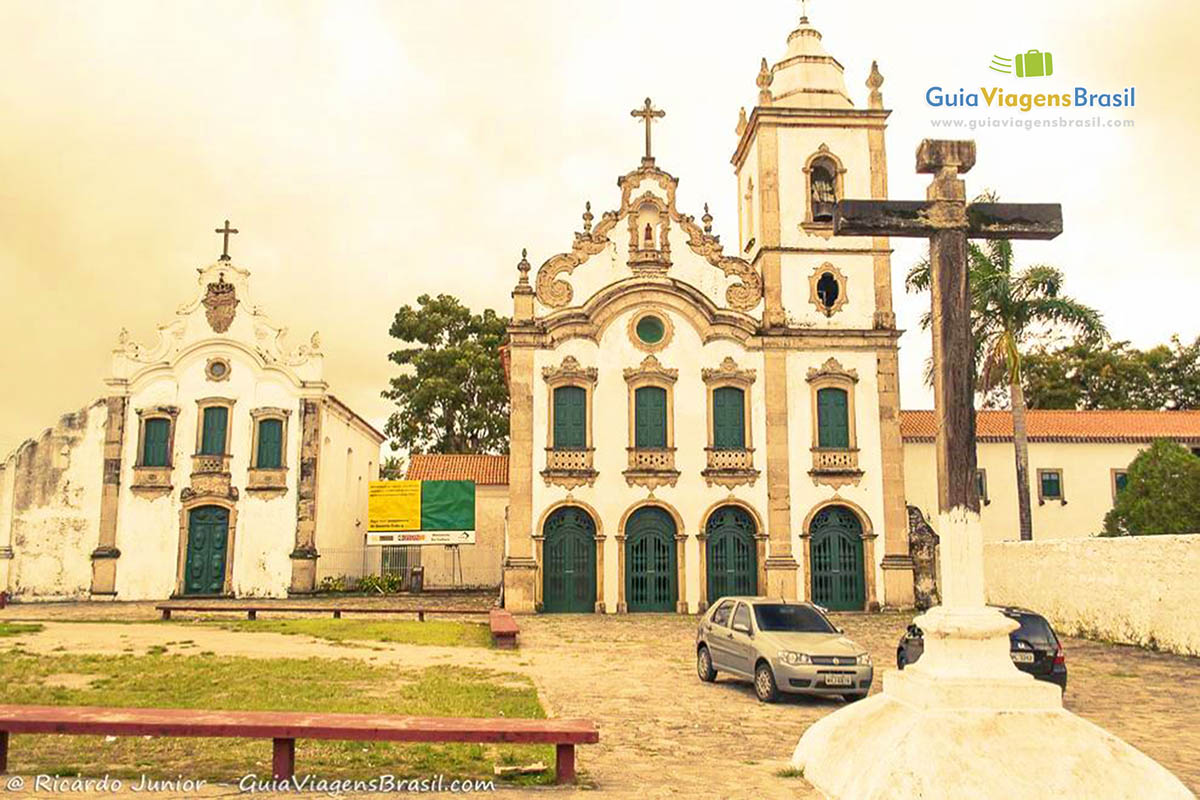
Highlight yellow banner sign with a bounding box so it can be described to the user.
[368,481,421,532]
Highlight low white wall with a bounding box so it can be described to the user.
[985,535,1200,656]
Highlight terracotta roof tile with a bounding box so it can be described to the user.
[900,410,1200,443]
[405,454,509,485]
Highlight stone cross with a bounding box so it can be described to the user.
[630,98,665,165]
[215,219,239,261]
[833,139,1061,603]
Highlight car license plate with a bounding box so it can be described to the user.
[1011,652,1035,664]
[824,674,854,686]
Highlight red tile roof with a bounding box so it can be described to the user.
[405,454,509,485]
[900,410,1200,443]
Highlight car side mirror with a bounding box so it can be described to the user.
[835,626,844,634]
[732,621,751,635]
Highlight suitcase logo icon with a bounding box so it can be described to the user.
[989,50,1054,78]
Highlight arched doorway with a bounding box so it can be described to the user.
[542,507,596,613]
[809,505,865,611]
[624,506,677,612]
[705,506,757,601]
[184,505,230,596]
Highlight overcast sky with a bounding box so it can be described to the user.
[1,0,1196,457]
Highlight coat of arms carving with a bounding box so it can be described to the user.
[202,274,238,333]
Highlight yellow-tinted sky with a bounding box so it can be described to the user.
[1,0,1197,456]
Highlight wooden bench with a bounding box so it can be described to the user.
[489,609,519,649]
[0,705,598,784]
[155,604,491,622]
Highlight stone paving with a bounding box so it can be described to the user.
[2,600,1197,797]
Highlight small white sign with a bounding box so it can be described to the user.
[367,530,476,546]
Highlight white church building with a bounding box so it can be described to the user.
[0,248,384,600]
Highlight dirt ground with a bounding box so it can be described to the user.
[2,600,1198,798]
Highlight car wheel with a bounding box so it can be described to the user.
[754,662,779,703]
[844,692,868,703]
[696,646,717,683]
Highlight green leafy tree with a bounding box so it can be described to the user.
[906,192,1107,541]
[383,294,509,454]
[1020,335,1200,411]
[378,455,407,480]
[1101,440,1200,536]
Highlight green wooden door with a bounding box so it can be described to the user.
[817,388,850,448]
[809,506,864,611]
[706,506,757,601]
[625,507,677,612]
[553,386,587,450]
[542,507,596,613]
[634,386,667,448]
[184,506,230,596]
[712,387,745,450]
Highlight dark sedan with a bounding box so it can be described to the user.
[897,606,1067,691]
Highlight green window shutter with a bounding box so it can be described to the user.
[200,406,229,455]
[817,388,850,448]
[634,386,668,448]
[142,418,170,467]
[553,386,587,450]
[712,387,745,450]
[256,418,283,468]
[1041,471,1062,499]
[1114,472,1128,493]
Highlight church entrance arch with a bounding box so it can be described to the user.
[624,507,677,612]
[184,505,230,596]
[705,505,757,601]
[542,506,596,613]
[809,505,865,611]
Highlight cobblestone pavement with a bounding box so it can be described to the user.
[3,602,1197,797]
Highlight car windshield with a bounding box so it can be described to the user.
[752,604,836,633]
[1010,614,1058,647]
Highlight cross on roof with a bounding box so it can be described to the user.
[215,219,238,261]
[630,98,665,165]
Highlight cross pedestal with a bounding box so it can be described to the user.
[791,140,1191,799]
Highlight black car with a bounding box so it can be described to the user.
[896,606,1067,691]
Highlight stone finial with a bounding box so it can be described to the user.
[516,248,532,286]
[756,58,774,106]
[736,106,748,137]
[702,203,713,234]
[582,201,593,234]
[867,60,885,110]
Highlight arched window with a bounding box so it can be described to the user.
[810,157,838,222]
[553,386,587,450]
[711,387,746,450]
[634,386,668,448]
[816,387,850,449]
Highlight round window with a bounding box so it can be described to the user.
[635,315,665,345]
[206,358,231,381]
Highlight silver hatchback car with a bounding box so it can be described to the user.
[696,597,873,703]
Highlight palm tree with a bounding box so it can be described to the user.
[905,193,1106,541]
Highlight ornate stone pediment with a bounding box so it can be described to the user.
[624,355,678,385]
[542,355,598,386]
[702,356,757,387]
[533,162,763,312]
[806,357,858,384]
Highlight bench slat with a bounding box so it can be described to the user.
[156,605,490,615]
[0,706,598,745]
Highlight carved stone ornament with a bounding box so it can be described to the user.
[534,162,763,312]
[202,273,239,333]
[806,357,859,384]
[701,356,757,387]
[624,354,678,385]
[542,355,598,386]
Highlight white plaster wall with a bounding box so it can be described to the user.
[313,400,380,582]
[531,304,770,613]
[2,402,107,599]
[904,440,1150,542]
[984,535,1200,655]
[777,126,872,250]
[785,349,887,601]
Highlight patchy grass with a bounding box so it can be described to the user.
[209,618,493,648]
[0,622,44,637]
[1,651,551,784]
[776,766,805,779]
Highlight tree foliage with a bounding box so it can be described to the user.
[382,294,509,454]
[1101,440,1200,536]
[1021,335,1200,411]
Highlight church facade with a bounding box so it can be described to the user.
[0,252,384,600]
[502,16,914,614]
